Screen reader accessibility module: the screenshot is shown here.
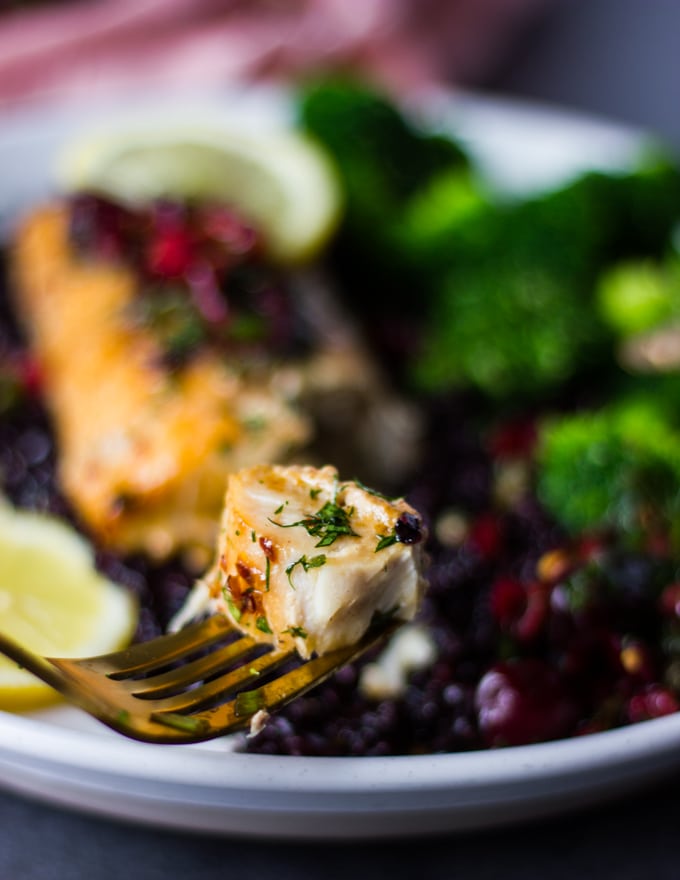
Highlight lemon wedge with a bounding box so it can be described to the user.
[0,505,137,710]
[58,125,342,265]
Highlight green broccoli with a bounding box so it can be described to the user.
[536,398,680,541]
[297,78,472,317]
[413,161,680,398]
[298,77,468,229]
[596,255,680,338]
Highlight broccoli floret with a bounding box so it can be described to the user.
[413,175,617,397]
[297,78,471,320]
[597,259,679,337]
[413,160,680,398]
[536,400,680,540]
[298,78,468,230]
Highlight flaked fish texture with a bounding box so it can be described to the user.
[195,463,429,658]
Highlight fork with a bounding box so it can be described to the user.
[0,616,396,744]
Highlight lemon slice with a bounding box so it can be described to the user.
[0,506,137,710]
[58,125,342,264]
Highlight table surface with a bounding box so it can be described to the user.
[4,1,680,875]
[1,771,679,880]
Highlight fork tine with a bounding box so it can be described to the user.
[185,623,399,738]
[127,635,262,698]
[80,615,237,677]
[151,646,294,713]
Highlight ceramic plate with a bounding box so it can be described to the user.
[0,87,675,840]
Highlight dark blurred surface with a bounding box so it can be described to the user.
[2,772,680,880]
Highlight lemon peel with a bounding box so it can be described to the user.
[0,507,137,710]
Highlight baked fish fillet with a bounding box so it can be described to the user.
[11,205,421,563]
[11,205,310,562]
[186,463,429,658]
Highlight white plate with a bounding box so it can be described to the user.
[0,87,674,839]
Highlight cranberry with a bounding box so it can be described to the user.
[490,577,548,642]
[659,583,680,619]
[627,686,679,723]
[185,262,228,324]
[488,419,537,459]
[197,204,259,259]
[475,659,578,747]
[395,512,422,544]
[146,228,194,279]
[468,512,504,559]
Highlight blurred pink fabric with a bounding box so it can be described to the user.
[0,0,547,104]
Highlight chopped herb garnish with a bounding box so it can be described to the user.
[251,530,257,543]
[283,625,308,639]
[235,529,241,536]
[243,414,267,432]
[375,532,398,552]
[235,688,265,717]
[116,710,131,725]
[271,501,359,547]
[285,553,327,588]
[152,712,210,735]
[256,615,273,634]
[265,556,271,592]
[273,501,287,515]
[225,595,242,622]
[310,487,322,499]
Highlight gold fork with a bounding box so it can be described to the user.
[0,616,396,744]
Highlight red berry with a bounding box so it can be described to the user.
[488,419,537,459]
[146,228,194,278]
[475,659,577,747]
[627,686,679,723]
[468,513,503,559]
[489,578,548,642]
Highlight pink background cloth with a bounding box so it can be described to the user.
[0,0,547,104]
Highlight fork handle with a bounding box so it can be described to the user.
[0,632,76,696]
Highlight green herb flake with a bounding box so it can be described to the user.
[225,595,242,623]
[251,530,257,543]
[235,529,241,536]
[265,556,271,592]
[235,688,266,717]
[152,712,210,735]
[285,553,327,589]
[271,501,359,547]
[283,625,308,639]
[273,501,288,515]
[243,414,267,432]
[115,710,131,725]
[310,487,322,499]
[256,615,273,634]
[375,532,398,552]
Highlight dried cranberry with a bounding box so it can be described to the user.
[475,659,578,747]
[395,512,422,544]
